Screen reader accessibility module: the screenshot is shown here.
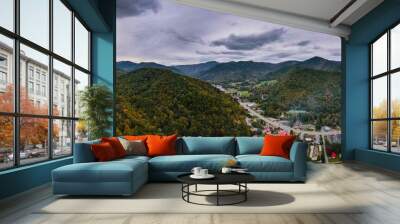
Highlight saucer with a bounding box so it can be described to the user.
[190,174,215,179]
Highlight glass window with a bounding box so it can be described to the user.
[0,55,7,67]
[28,81,34,93]
[19,117,49,165]
[372,121,388,151]
[74,18,89,70]
[0,0,91,170]
[0,116,14,169]
[372,77,387,119]
[371,25,400,153]
[53,59,72,117]
[391,24,400,70]
[0,35,14,113]
[20,44,49,115]
[53,119,72,157]
[391,72,400,118]
[28,67,34,79]
[53,0,72,60]
[391,120,400,153]
[0,0,14,31]
[75,120,88,143]
[20,0,49,49]
[41,85,46,96]
[74,69,89,118]
[36,84,40,95]
[372,33,387,76]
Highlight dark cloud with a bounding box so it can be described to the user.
[297,40,311,46]
[211,28,286,50]
[163,29,205,45]
[268,52,294,59]
[196,50,247,56]
[117,0,161,18]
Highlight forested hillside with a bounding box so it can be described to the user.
[116,68,251,136]
[251,68,341,129]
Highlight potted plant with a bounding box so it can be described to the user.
[79,84,113,140]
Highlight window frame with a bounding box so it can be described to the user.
[0,0,92,171]
[370,21,400,154]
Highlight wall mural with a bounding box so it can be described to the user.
[116,0,342,162]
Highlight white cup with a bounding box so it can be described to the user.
[200,169,208,176]
[221,167,232,174]
[191,167,202,176]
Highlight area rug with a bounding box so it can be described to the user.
[37,183,361,214]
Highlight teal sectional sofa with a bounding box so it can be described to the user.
[52,137,307,196]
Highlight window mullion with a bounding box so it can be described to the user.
[71,10,76,154]
[388,30,391,153]
[48,0,54,160]
[13,0,20,167]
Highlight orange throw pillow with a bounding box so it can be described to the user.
[260,135,296,159]
[146,134,177,157]
[91,142,117,162]
[101,137,127,158]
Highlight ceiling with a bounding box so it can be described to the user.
[174,0,384,38]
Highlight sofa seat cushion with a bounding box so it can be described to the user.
[236,155,293,172]
[149,154,235,172]
[53,159,147,183]
[117,155,150,162]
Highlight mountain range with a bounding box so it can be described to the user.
[117,57,341,83]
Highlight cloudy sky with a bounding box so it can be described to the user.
[117,0,341,65]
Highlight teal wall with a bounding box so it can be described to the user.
[344,0,400,171]
[0,0,116,200]
[92,0,116,135]
[0,158,72,199]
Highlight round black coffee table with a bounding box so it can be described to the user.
[177,173,255,206]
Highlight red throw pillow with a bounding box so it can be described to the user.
[260,135,296,159]
[101,137,127,158]
[146,134,177,157]
[91,142,117,162]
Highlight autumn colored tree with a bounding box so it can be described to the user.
[0,85,58,150]
[0,85,14,149]
[372,99,400,142]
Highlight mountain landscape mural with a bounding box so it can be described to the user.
[117,0,342,161]
[116,57,341,135]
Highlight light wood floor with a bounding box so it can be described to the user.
[1,162,400,224]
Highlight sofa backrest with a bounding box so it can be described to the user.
[178,137,236,155]
[235,137,264,155]
[73,136,268,162]
[73,139,100,163]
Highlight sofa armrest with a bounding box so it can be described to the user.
[73,140,100,163]
[289,141,308,182]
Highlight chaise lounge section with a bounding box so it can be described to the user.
[52,137,307,196]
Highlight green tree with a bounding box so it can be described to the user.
[80,84,113,139]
